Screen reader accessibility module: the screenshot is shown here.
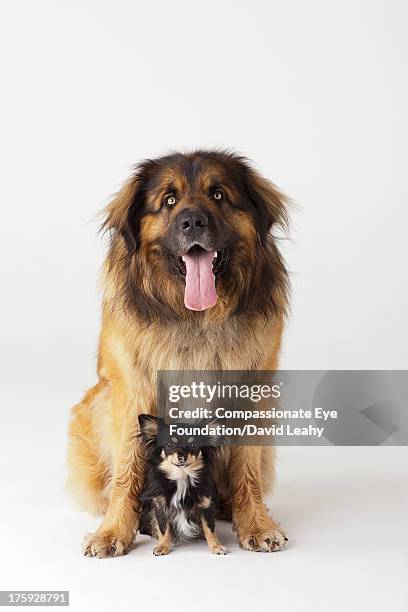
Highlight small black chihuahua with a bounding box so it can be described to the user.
[138,414,228,556]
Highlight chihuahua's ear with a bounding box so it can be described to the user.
[138,414,162,441]
[199,418,226,447]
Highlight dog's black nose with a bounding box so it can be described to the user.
[177,452,187,464]
[178,209,208,235]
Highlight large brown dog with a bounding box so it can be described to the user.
[67,150,289,557]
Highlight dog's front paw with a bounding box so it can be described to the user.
[238,522,288,553]
[153,544,171,556]
[210,543,228,555]
[82,530,131,558]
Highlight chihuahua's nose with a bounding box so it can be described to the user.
[177,452,187,464]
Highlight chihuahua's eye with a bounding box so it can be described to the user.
[164,194,176,207]
[213,190,223,201]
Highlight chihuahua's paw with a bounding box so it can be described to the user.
[153,544,171,556]
[82,530,131,558]
[210,544,228,555]
[239,524,288,553]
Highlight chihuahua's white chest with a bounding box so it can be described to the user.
[170,469,201,540]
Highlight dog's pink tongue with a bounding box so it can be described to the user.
[184,250,217,311]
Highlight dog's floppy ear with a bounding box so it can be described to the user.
[243,166,289,243]
[101,160,157,254]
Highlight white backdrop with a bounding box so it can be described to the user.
[1,2,407,611]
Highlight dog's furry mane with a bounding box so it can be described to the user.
[100,150,290,325]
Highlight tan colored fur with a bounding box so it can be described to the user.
[201,516,228,555]
[68,152,288,556]
[153,524,172,556]
[71,306,285,555]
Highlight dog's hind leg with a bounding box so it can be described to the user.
[66,381,112,516]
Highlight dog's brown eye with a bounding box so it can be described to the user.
[213,190,223,201]
[164,195,176,207]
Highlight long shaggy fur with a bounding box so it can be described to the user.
[68,150,290,557]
